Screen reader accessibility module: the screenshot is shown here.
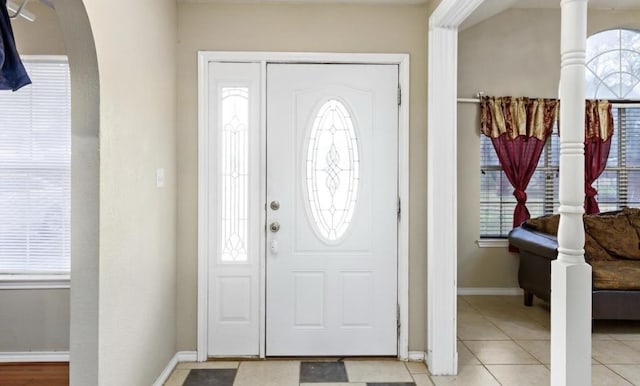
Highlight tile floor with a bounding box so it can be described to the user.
[165,295,640,385]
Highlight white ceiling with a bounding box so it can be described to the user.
[177,0,429,3]
[515,0,640,9]
[461,0,640,30]
[178,0,640,5]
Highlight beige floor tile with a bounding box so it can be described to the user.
[592,340,640,364]
[593,333,616,341]
[457,316,510,341]
[233,361,299,386]
[413,373,435,386]
[406,360,428,374]
[592,364,634,385]
[619,340,640,353]
[515,340,550,364]
[176,361,238,369]
[607,365,640,385]
[486,364,550,386]
[458,341,480,366]
[430,365,500,386]
[300,384,365,386]
[464,340,539,365]
[490,318,550,340]
[344,360,413,382]
[610,334,640,341]
[163,369,189,386]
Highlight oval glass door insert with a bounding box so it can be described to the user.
[305,99,360,241]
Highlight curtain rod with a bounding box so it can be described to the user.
[457,98,640,107]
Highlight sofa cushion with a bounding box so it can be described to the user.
[584,212,640,260]
[524,214,559,234]
[524,214,613,261]
[592,259,640,290]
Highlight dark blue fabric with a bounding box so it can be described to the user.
[0,0,31,91]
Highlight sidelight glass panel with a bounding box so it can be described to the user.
[305,99,360,242]
[220,87,249,262]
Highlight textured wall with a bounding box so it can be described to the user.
[82,0,178,384]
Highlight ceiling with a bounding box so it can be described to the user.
[461,0,640,30]
[178,0,640,5]
[177,0,640,27]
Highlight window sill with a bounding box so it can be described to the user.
[0,274,70,290]
[476,239,509,248]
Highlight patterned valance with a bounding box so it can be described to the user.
[585,100,614,141]
[480,97,559,141]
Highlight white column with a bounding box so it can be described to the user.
[551,1,591,385]
[427,25,458,376]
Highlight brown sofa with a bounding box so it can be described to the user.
[508,208,640,320]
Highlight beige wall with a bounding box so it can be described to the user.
[457,8,640,288]
[82,0,178,384]
[0,2,69,354]
[0,289,69,351]
[177,2,429,351]
[12,2,66,55]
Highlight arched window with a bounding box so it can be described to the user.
[586,29,640,99]
[585,29,640,212]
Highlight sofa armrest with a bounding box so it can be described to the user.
[508,226,558,259]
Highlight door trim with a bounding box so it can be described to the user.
[197,51,410,361]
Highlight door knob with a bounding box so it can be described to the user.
[269,222,280,233]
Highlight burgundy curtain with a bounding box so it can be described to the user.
[481,97,559,230]
[584,100,614,214]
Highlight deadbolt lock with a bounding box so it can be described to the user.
[270,201,280,210]
[270,222,280,233]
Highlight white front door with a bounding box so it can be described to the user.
[266,64,399,356]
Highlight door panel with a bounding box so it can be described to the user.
[266,64,398,356]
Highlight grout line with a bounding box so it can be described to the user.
[601,363,637,385]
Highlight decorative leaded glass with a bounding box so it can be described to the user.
[586,29,640,99]
[220,87,249,262]
[305,99,360,241]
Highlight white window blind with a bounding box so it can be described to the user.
[480,126,559,238]
[0,58,71,274]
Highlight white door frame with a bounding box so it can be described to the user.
[197,51,410,361]
[427,0,484,375]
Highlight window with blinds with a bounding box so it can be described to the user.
[480,106,639,238]
[480,125,559,238]
[0,57,71,274]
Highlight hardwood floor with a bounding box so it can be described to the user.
[0,363,69,386]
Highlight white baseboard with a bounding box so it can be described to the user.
[153,351,197,386]
[457,287,522,296]
[0,351,69,362]
[408,351,426,361]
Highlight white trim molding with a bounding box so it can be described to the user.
[153,351,198,386]
[198,51,411,361]
[457,287,522,296]
[0,351,69,362]
[408,351,426,361]
[475,239,509,248]
[427,0,484,376]
[0,275,70,290]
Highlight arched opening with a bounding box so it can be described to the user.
[54,1,100,383]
